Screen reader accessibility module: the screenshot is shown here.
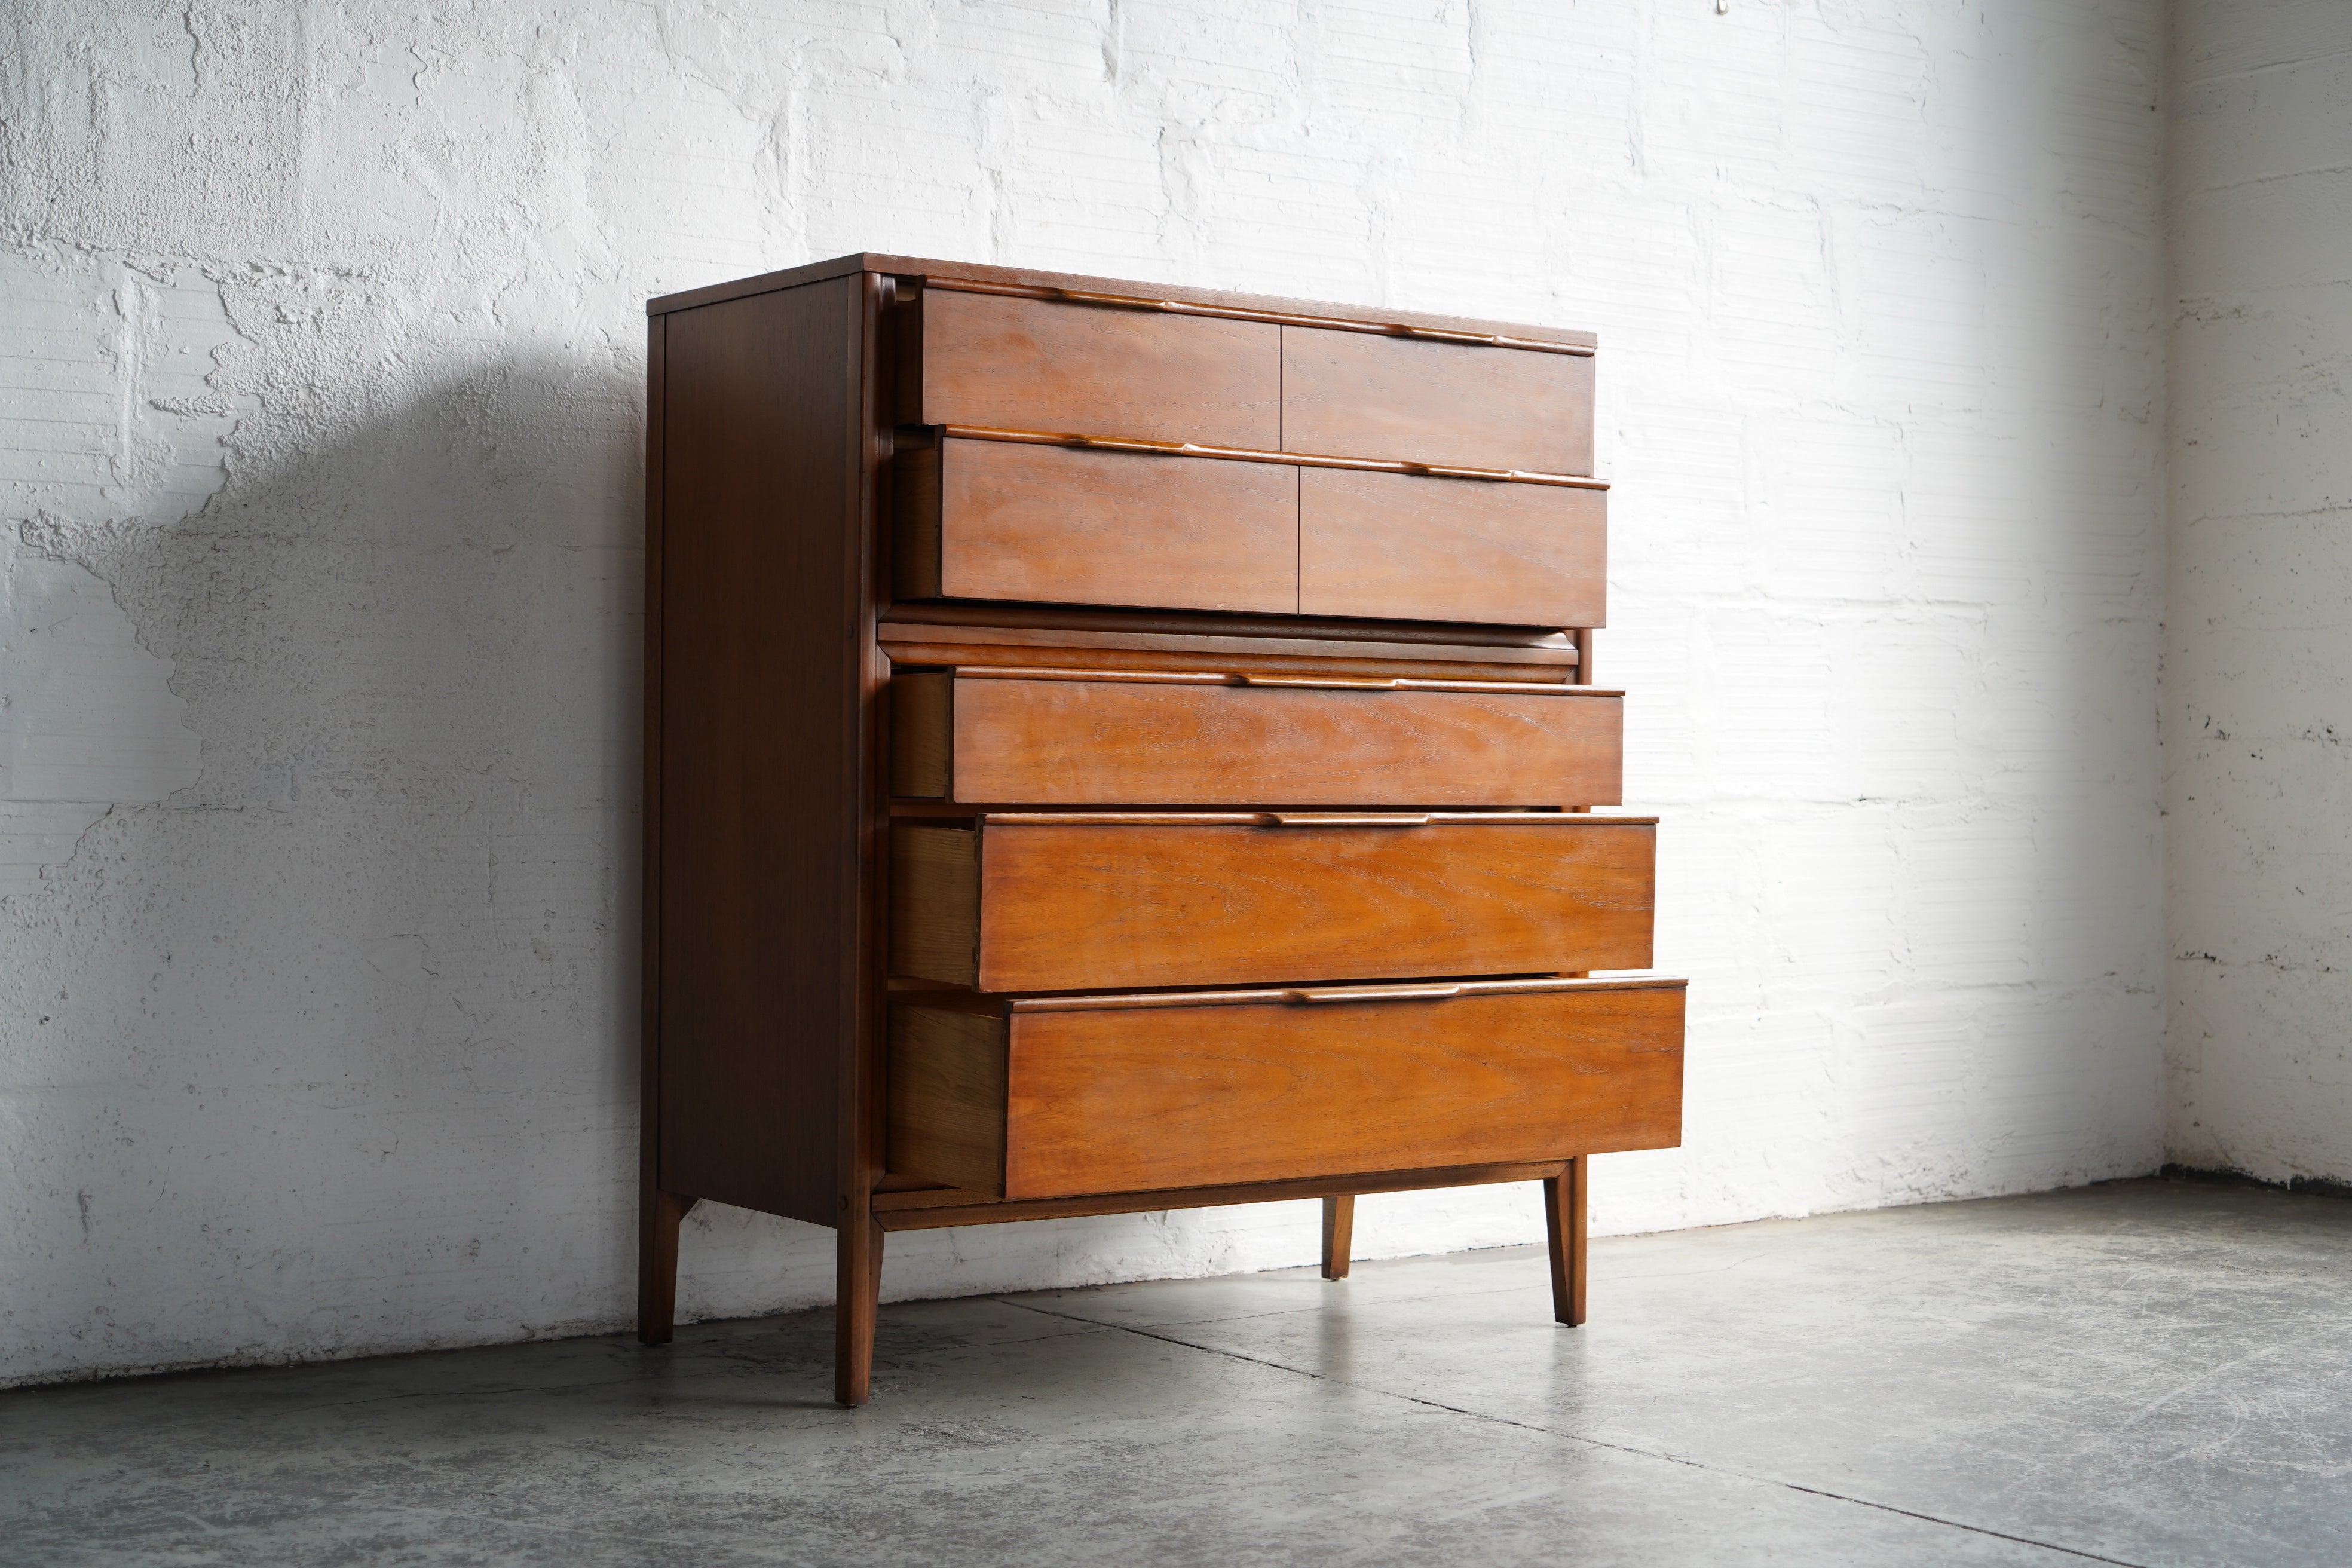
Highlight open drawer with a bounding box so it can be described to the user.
[887,976,1686,1199]
[892,811,1655,991]
[889,666,1623,807]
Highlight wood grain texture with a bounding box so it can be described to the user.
[890,825,979,986]
[652,253,1598,352]
[638,304,676,1344]
[1282,326,1596,476]
[843,274,890,1408]
[875,1158,1573,1228]
[887,1003,1009,1195]
[1322,1194,1354,1281]
[917,289,1279,449]
[933,670,1623,806]
[944,815,1656,990]
[881,599,1579,651]
[835,1212,883,1407]
[1299,467,1607,629]
[1546,1158,1588,1327]
[879,602,1582,681]
[886,981,1684,1199]
[886,641,1566,686]
[636,1190,696,1345]
[655,279,860,1226]
[896,439,1297,614]
[890,672,951,798]
[651,257,1666,1387]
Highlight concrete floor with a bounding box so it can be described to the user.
[5,1181,2351,1567]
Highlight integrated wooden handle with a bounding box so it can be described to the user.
[923,276,1596,356]
[1257,813,1433,828]
[1236,673,1405,690]
[1285,984,1465,1004]
[936,425,1609,490]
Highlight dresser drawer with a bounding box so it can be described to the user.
[893,437,1296,614]
[892,812,1654,991]
[1282,328,1595,476]
[902,286,1279,450]
[889,667,1623,807]
[889,978,1685,1199]
[1298,468,1606,627]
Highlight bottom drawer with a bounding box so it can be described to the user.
[888,977,1685,1200]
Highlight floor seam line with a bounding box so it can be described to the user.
[1002,1300,2154,1568]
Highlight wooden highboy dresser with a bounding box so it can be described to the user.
[638,255,1686,1405]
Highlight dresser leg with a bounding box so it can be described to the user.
[637,1187,697,1345]
[1321,1194,1355,1279]
[1544,1159,1588,1327]
[834,1211,885,1407]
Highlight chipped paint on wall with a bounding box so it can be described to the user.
[2165,1,2352,1189]
[0,250,241,890]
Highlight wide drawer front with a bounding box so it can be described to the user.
[892,813,1656,991]
[890,667,1624,807]
[888,978,1686,1199]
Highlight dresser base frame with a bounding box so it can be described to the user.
[635,1157,1588,1406]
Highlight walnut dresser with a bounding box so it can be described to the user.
[637,253,1686,1406]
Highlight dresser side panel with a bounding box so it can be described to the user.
[657,278,862,1226]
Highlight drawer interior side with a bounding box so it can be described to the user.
[887,1004,1010,1197]
[891,825,981,987]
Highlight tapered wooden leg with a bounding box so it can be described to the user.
[834,1210,884,1407]
[1544,1159,1588,1327]
[1321,1194,1355,1280]
[636,1187,697,1345]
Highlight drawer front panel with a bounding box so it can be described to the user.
[916,290,1280,449]
[887,981,1686,1199]
[893,670,1622,807]
[890,816,1656,991]
[1298,468,1606,628]
[896,439,1297,614]
[1282,328,1595,476]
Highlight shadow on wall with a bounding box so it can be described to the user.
[5,322,1371,1389]
[1,343,694,1382]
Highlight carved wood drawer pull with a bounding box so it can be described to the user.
[923,276,1597,356]
[938,424,1609,491]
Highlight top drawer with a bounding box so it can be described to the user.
[895,279,1596,479]
[898,286,1280,451]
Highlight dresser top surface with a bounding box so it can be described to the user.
[645,252,1598,351]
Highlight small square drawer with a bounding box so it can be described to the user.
[892,812,1655,991]
[893,437,1296,615]
[899,286,1279,450]
[1298,467,1606,627]
[1281,327,1595,476]
[888,977,1686,1199]
[889,666,1624,808]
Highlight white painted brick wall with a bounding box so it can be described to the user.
[2166,2,2352,1186]
[0,0,2167,1388]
